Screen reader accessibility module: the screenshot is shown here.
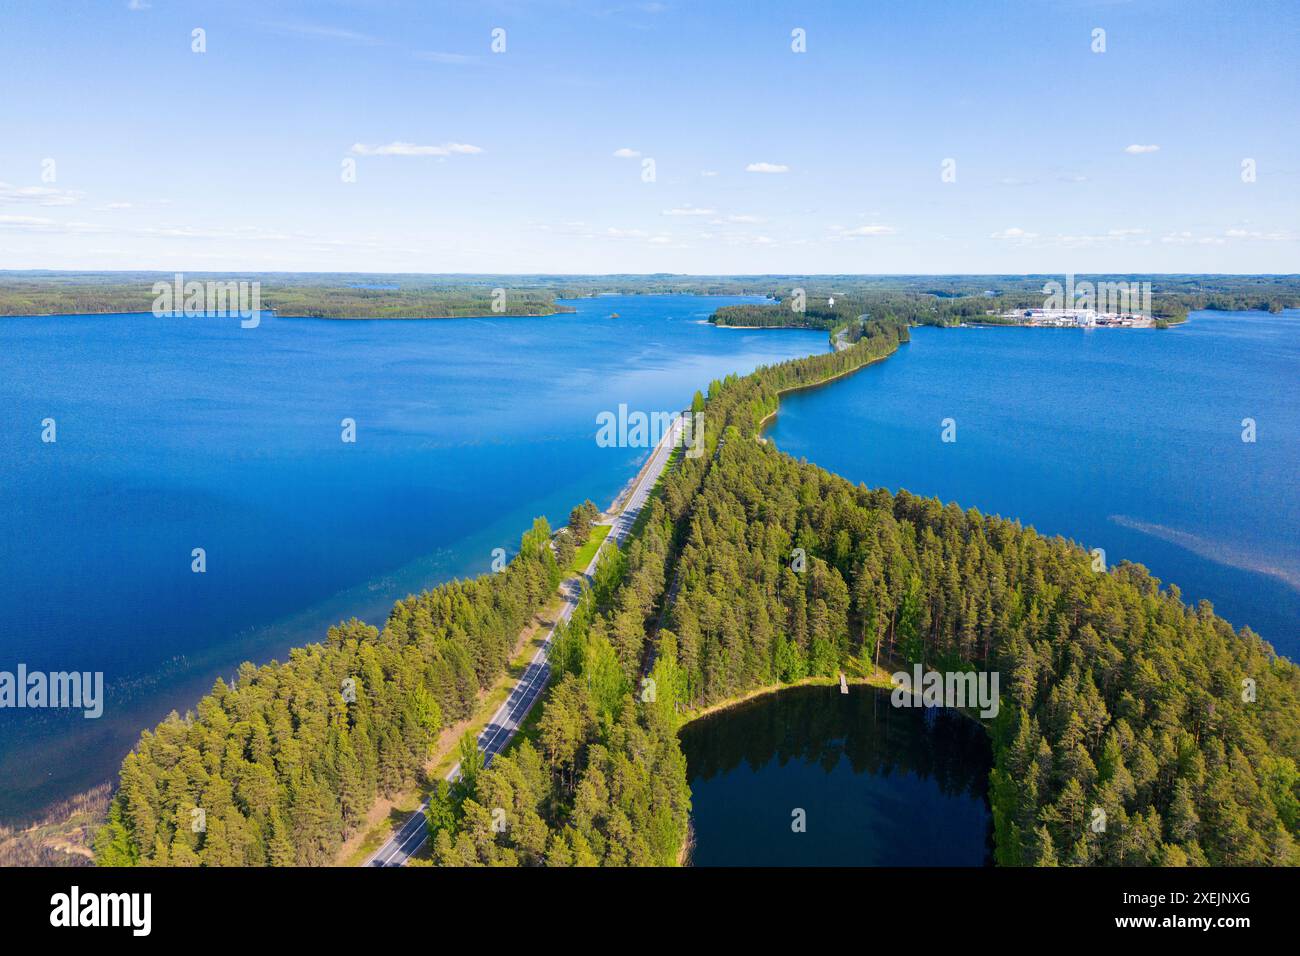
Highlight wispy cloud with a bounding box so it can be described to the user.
[1124,144,1160,154]
[990,227,1038,240]
[0,215,103,234]
[662,205,715,217]
[612,147,641,159]
[126,0,151,10]
[745,162,789,174]
[0,182,82,206]
[836,224,895,237]
[1161,230,1221,245]
[350,141,483,157]
[260,21,381,45]
[1163,227,1292,244]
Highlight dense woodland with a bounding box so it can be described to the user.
[426,320,1300,867]
[657,445,1299,865]
[94,520,562,866]
[95,310,1300,867]
[711,277,1300,334]
[713,292,1013,333]
[0,272,572,319]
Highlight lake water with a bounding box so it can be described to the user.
[768,312,1300,659]
[679,684,993,866]
[0,295,826,822]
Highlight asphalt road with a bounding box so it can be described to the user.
[365,414,684,867]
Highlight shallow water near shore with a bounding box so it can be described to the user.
[0,295,826,822]
[767,311,1300,658]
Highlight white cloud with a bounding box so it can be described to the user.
[1222,227,1291,241]
[612,148,641,159]
[126,0,151,10]
[1124,144,1160,154]
[350,141,483,157]
[990,227,1038,240]
[662,205,715,217]
[700,170,719,177]
[0,182,82,206]
[745,162,789,174]
[1151,228,1296,246]
[0,215,106,235]
[261,21,380,44]
[0,214,54,228]
[1160,230,1224,245]
[839,224,895,237]
[718,214,763,224]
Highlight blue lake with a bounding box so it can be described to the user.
[767,312,1300,659]
[0,295,826,821]
[680,684,993,866]
[2,301,1295,826]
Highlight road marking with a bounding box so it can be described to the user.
[367,413,684,867]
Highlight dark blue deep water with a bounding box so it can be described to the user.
[767,312,1300,659]
[0,295,825,821]
[680,685,993,866]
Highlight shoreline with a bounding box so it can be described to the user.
[756,348,897,435]
[678,657,999,735]
[678,672,893,728]
[0,308,570,321]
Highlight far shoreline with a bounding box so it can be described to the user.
[0,308,570,321]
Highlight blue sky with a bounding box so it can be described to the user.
[1,0,1296,273]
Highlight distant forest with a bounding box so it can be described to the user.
[711,276,1300,336]
[0,272,573,319]
[3,271,1297,320]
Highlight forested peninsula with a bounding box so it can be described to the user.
[710,277,1300,334]
[95,313,1300,868]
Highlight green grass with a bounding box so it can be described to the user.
[571,524,612,572]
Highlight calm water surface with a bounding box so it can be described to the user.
[768,312,1300,658]
[0,295,825,820]
[680,685,993,866]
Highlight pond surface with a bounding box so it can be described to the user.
[679,685,993,866]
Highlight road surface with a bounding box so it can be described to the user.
[365,414,684,867]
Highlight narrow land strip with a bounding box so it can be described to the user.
[363,415,685,867]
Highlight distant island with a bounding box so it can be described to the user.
[708,274,1300,343]
[4,272,1298,322]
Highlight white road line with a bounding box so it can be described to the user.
[367,413,684,867]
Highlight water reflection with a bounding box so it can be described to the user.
[680,684,993,866]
